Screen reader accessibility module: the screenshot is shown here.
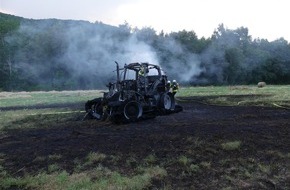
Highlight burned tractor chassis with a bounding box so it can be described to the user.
[85,62,182,123]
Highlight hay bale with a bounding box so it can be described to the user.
[257,82,266,88]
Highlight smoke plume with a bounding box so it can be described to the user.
[7,19,163,89]
[7,18,207,89]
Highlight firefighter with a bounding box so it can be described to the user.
[138,65,146,91]
[166,80,171,92]
[138,65,145,76]
[171,79,179,96]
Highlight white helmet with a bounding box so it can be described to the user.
[167,80,171,83]
[173,79,176,83]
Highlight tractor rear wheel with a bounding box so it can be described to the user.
[123,101,143,121]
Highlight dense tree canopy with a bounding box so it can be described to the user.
[0,13,290,91]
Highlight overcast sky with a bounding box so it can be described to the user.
[1,0,289,41]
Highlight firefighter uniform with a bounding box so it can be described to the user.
[138,68,145,76]
[171,80,179,96]
[138,66,146,92]
[166,80,171,92]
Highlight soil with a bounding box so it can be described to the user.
[0,97,290,189]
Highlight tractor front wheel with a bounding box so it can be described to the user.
[85,98,107,121]
[160,92,175,110]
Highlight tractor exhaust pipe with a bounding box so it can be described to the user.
[115,61,120,91]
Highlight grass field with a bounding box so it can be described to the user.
[0,90,101,131]
[1,85,289,108]
[0,90,102,107]
[1,85,289,131]
[178,85,290,107]
[0,85,289,189]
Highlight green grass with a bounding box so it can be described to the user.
[0,90,102,131]
[1,85,290,108]
[189,164,200,173]
[221,141,242,151]
[177,85,290,107]
[0,108,83,131]
[86,152,107,165]
[178,155,191,166]
[143,154,157,165]
[0,90,102,108]
[0,165,167,190]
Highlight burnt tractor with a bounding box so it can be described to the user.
[84,62,183,123]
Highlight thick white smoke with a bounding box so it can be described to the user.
[9,20,162,89]
[8,19,207,89]
[157,37,204,82]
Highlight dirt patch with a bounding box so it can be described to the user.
[0,97,289,189]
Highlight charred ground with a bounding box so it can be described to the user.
[0,96,290,189]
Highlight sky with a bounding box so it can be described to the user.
[1,0,289,41]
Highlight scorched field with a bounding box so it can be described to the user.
[0,86,289,189]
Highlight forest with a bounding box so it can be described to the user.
[1,12,290,91]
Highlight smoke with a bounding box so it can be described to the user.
[8,19,161,89]
[155,37,204,83]
[122,34,159,64]
[5,15,290,91]
[9,19,270,90]
[8,18,207,90]
[58,21,161,88]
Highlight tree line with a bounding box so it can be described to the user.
[1,12,290,91]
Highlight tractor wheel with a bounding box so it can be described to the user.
[123,101,143,121]
[85,98,107,120]
[160,92,175,110]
